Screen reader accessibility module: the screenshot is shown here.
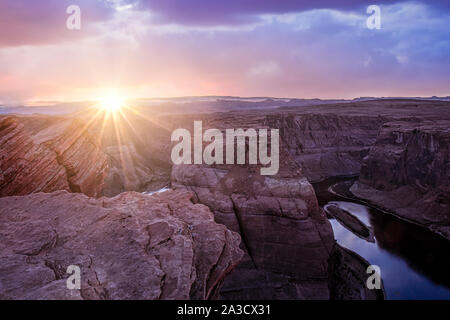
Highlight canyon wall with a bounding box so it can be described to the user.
[0,112,171,198]
[269,99,450,182]
[0,190,243,299]
[266,113,386,182]
[351,121,450,239]
[0,116,108,197]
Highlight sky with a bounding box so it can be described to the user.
[0,0,449,105]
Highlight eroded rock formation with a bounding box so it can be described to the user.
[351,121,450,239]
[170,126,336,299]
[0,190,243,299]
[0,116,108,197]
[266,114,383,182]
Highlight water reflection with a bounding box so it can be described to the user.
[142,186,171,195]
[314,179,450,300]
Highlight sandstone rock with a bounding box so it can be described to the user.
[269,99,450,182]
[328,245,384,300]
[352,121,450,239]
[171,137,335,299]
[0,116,108,197]
[266,113,384,182]
[0,117,69,196]
[0,190,243,300]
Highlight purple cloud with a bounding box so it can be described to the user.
[0,0,114,47]
[135,0,438,26]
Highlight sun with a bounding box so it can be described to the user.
[97,94,126,112]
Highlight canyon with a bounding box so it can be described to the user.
[0,98,448,299]
[352,121,449,239]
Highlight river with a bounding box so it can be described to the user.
[313,177,450,300]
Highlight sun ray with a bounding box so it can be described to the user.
[111,110,133,186]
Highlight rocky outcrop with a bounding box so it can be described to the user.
[328,245,384,300]
[0,190,243,300]
[171,138,335,299]
[0,116,108,197]
[351,121,450,239]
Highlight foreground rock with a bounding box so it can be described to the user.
[0,190,243,299]
[351,121,450,240]
[173,163,335,299]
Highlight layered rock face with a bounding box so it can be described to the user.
[351,121,450,239]
[270,99,450,182]
[0,190,243,299]
[0,116,108,197]
[0,111,171,198]
[266,113,385,182]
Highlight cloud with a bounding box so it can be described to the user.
[135,0,371,26]
[0,0,449,103]
[134,0,450,26]
[0,0,115,47]
[248,61,282,77]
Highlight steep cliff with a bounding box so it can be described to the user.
[266,113,385,182]
[269,99,450,182]
[0,116,108,197]
[351,121,450,239]
[0,190,243,299]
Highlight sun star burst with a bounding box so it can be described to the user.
[97,94,126,113]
